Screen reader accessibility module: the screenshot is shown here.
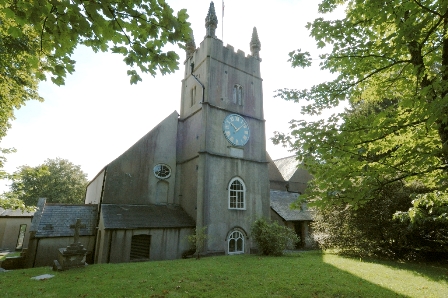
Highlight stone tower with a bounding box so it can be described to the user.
[176,2,270,255]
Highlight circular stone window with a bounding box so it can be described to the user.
[153,164,171,179]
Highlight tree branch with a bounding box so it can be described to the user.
[412,0,442,17]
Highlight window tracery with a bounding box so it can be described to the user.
[228,177,245,209]
[228,229,244,254]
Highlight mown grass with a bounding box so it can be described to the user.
[0,251,20,262]
[0,251,447,297]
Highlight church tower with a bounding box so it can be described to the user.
[176,2,270,255]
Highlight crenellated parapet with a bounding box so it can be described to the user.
[181,1,263,120]
[187,37,261,78]
[185,2,261,68]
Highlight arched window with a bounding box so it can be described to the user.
[228,177,245,210]
[190,86,196,107]
[232,84,243,105]
[228,229,244,254]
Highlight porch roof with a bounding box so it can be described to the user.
[101,204,196,229]
[270,190,313,221]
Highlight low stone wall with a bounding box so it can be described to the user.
[1,256,25,270]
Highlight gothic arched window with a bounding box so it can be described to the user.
[228,229,245,254]
[228,177,245,210]
[233,84,243,105]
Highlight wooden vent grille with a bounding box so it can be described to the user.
[130,235,150,261]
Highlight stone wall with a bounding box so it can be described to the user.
[201,155,270,254]
[96,228,194,263]
[100,111,179,205]
[29,236,95,267]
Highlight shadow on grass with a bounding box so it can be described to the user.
[2,251,445,297]
[262,251,406,297]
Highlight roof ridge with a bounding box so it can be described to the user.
[272,155,297,162]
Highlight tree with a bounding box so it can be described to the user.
[312,182,432,259]
[274,0,448,208]
[0,0,191,140]
[0,0,191,210]
[2,158,88,207]
[394,191,448,260]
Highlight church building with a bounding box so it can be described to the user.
[24,2,314,267]
[85,2,269,262]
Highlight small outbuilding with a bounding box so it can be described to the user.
[95,204,195,263]
[0,208,34,251]
[270,190,315,248]
[268,155,315,248]
[25,198,98,267]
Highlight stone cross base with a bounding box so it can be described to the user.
[53,242,87,271]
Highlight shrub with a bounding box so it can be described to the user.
[187,226,207,259]
[311,182,444,261]
[251,218,299,256]
[394,191,448,261]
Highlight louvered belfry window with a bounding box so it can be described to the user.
[130,234,151,261]
[233,84,243,105]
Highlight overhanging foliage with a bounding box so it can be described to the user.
[0,0,191,142]
[274,0,448,207]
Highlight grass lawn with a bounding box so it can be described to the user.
[0,251,447,297]
[0,252,20,262]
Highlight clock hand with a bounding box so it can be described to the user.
[229,122,237,130]
[235,124,245,132]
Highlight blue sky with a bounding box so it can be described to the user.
[0,0,344,191]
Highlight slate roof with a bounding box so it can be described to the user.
[101,204,196,229]
[0,208,34,217]
[273,156,300,181]
[33,203,98,238]
[267,152,286,183]
[270,190,313,221]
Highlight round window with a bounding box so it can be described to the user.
[153,164,171,179]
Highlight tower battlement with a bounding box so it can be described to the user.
[193,37,260,73]
[184,2,261,76]
[180,2,263,120]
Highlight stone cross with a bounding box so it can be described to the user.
[70,218,86,244]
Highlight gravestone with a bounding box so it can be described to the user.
[53,218,87,271]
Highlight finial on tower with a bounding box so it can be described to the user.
[250,27,261,60]
[205,2,218,38]
[185,32,196,60]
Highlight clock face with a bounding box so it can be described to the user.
[222,114,250,146]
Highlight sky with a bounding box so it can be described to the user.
[0,0,344,191]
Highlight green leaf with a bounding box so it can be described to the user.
[277,0,448,211]
[0,0,192,151]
